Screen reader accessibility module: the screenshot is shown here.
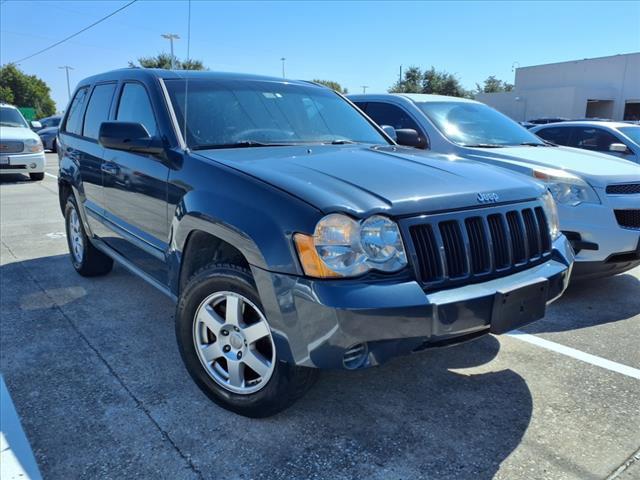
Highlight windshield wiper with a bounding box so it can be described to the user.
[192,141,293,150]
[519,142,547,147]
[464,143,505,148]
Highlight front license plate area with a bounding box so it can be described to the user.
[491,279,549,334]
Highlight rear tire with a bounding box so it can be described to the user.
[64,196,113,277]
[30,172,44,181]
[176,263,318,418]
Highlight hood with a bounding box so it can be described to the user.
[463,145,640,187]
[0,125,41,143]
[37,126,58,136]
[196,145,545,216]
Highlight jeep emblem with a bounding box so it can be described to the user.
[477,192,499,203]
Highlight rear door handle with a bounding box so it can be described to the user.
[101,163,119,175]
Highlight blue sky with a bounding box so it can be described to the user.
[1,0,639,111]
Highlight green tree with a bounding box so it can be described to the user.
[0,64,56,117]
[389,66,471,98]
[312,79,348,94]
[475,75,514,94]
[128,53,207,70]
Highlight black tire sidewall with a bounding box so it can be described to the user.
[176,265,297,417]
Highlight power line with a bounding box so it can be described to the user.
[10,0,138,64]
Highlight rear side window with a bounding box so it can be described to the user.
[82,83,116,139]
[116,83,158,136]
[64,87,89,135]
[365,102,422,132]
[536,127,571,145]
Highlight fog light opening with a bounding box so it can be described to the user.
[343,343,368,370]
[30,163,37,169]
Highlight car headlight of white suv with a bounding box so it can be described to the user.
[294,213,407,278]
[24,138,44,153]
[532,166,600,206]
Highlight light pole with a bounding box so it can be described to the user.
[161,33,180,69]
[361,85,369,94]
[58,66,74,102]
[280,57,286,78]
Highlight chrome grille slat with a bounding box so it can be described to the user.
[0,141,24,154]
[407,202,553,289]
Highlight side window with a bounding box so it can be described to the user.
[82,83,116,139]
[536,127,571,146]
[574,127,620,152]
[365,102,421,132]
[64,87,89,135]
[116,83,158,136]
[353,102,368,112]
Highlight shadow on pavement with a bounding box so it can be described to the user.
[1,253,534,479]
[524,271,640,334]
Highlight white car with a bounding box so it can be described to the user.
[348,93,640,280]
[0,103,46,181]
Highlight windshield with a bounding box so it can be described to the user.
[164,79,389,149]
[0,107,29,128]
[619,126,640,145]
[416,101,545,147]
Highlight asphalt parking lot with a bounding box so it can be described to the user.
[1,152,639,480]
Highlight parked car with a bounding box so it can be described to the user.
[348,93,640,280]
[519,121,536,129]
[57,70,573,417]
[38,125,59,152]
[528,117,569,125]
[532,121,640,164]
[35,115,62,132]
[0,103,46,181]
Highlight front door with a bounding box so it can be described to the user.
[102,81,170,283]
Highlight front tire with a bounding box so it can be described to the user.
[175,263,317,418]
[30,172,44,181]
[64,196,113,276]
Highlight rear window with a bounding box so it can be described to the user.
[82,83,116,139]
[64,87,89,135]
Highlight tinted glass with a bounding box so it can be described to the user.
[535,127,571,145]
[116,83,158,136]
[82,83,116,139]
[619,126,640,145]
[0,107,29,128]
[573,127,620,152]
[65,87,89,135]
[165,79,388,149]
[416,101,544,147]
[365,102,422,132]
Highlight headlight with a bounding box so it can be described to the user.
[532,166,599,206]
[541,191,561,241]
[24,138,44,153]
[294,213,407,278]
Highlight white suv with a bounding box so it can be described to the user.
[349,94,640,280]
[0,103,46,181]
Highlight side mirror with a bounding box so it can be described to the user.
[380,125,397,141]
[99,121,164,155]
[609,143,629,153]
[395,128,428,149]
[30,120,42,131]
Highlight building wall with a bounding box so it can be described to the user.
[476,53,640,121]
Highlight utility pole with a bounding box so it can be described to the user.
[280,57,286,78]
[361,85,369,94]
[399,65,402,82]
[161,33,180,69]
[58,66,74,102]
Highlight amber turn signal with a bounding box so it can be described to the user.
[293,233,342,278]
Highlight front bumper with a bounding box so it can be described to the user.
[252,236,573,370]
[0,152,45,175]
[558,188,640,279]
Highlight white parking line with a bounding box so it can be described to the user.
[44,172,57,179]
[508,330,640,380]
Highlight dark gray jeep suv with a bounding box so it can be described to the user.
[57,69,573,417]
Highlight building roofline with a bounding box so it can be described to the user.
[517,51,640,71]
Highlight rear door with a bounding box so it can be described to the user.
[102,81,170,283]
